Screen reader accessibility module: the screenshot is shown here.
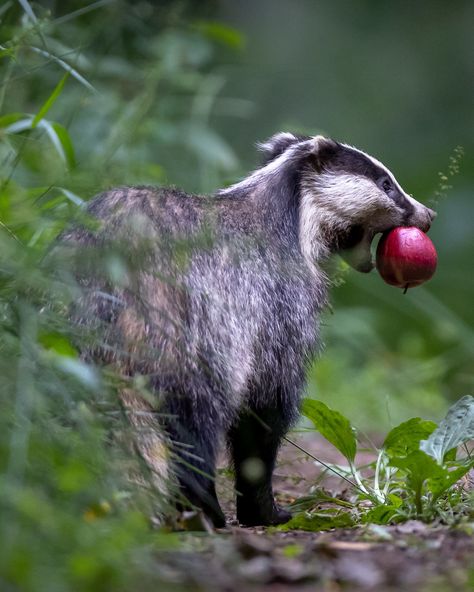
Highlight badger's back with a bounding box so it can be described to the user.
[62,183,323,424]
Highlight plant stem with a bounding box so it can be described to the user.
[373,450,387,503]
[283,436,365,495]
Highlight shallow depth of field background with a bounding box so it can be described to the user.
[0,1,473,588]
[4,0,472,427]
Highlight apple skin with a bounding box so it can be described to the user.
[376,227,438,289]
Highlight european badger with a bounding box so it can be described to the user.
[64,133,436,527]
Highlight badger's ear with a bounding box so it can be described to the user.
[310,136,339,172]
[258,132,306,164]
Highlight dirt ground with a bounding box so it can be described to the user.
[160,434,474,591]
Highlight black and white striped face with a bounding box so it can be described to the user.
[260,134,435,273]
[302,136,436,272]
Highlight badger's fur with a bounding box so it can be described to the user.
[62,133,436,527]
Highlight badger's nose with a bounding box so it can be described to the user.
[420,207,436,232]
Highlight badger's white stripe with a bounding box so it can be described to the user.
[218,139,314,196]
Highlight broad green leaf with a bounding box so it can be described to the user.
[443,447,457,462]
[383,417,436,459]
[278,510,354,532]
[420,396,474,463]
[361,504,400,525]
[390,450,448,499]
[32,73,69,128]
[302,398,357,463]
[427,461,474,499]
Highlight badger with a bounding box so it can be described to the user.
[62,133,436,528]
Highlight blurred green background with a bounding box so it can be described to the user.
[0,1,473,589]
[3,0,472,427]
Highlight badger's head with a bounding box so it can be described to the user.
[258,133,437,273]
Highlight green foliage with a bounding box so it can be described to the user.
[292,397,474,530]
[383,418,437,458]
[302,399,357,464]
[0,1,241,590]
[279,510,354,532]
[420,396,474,463]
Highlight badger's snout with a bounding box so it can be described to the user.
[407,205,437,233]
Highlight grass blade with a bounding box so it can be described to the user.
[28,46,96,93]
[36,120,76,168]
[17,0,37,22]
[54,0,115,25]
[32,73,69,128]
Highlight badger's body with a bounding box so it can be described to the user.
[62,134,435,527]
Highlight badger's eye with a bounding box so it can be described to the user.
[382,178,392,194]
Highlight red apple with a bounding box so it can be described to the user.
[376,227,437,290]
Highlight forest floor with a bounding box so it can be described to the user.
[158,434,474,591]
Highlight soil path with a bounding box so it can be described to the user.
[162,434,474,591]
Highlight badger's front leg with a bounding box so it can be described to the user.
[228,401,293,526]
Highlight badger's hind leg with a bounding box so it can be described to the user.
[120,388,225,527]
[228,403,293,526]
[160,390,226,528]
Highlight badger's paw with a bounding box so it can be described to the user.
[237,502,292,527]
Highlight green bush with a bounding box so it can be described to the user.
[0,2,240,589]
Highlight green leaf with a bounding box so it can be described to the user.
[383,417,437,459]
[302,399,357,463]
[39,332,78,357]
[390,450,448,512]
[427,461,474,499]
[443,447,457,462]
[390,450,446,488]
[51,122,76,168]
[3,116,76,168]
[32,73,69,128]
[278,510,354,532]
[33,121,76,168]
[288,491,353,512]
[0,113,26,128]
[420,396,474,463]
[28,46,96,93]
[361,504,400,525]
[4,116,34,133]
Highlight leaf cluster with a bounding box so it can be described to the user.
[292,397,474,529]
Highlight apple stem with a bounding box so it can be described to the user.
[403,285,409,295]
